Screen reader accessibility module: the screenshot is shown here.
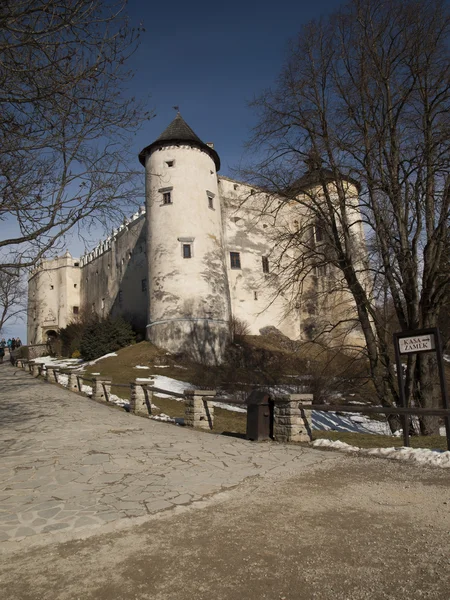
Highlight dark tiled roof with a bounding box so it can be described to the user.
[154,113,204,144]
[138,114,220,170]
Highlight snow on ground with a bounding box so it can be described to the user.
[150,413,184,425]
[32,356,84,369]
[444,355,450,362]
[143,374,195,397]
[312,439,450,468]
[134,365,150,369]
[108,394,129,409]
[312,410,391,435]
[88,352,117,364]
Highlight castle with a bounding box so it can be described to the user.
[27,114,366,363]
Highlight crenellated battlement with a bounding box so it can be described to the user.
[79,206,146,267]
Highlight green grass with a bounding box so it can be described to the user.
[312,430,448,451]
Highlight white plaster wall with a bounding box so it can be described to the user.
[145,144,231,362]
[219,177,301,339]
[27,254,81,344]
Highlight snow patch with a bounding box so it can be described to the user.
[312,439,450,468]
[150,413,184,425]
[134,365,150,369]
[88,352,117,364]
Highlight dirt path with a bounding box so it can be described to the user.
[1,454,449,600]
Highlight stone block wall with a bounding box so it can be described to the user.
[273,394,313,443]
[92,378,111,402]
[184,390,216,429]
[130,379,154,416]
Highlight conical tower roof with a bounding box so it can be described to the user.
[139,113,220,170]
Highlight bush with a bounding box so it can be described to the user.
[79,316,135,361]
[230,316,250,340]
[59,321,86,358]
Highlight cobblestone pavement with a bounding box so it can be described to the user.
[0,363,334,548]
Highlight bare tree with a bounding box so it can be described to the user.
[0,269,26,335]
[244,0,450,433]
[0,0,152,272]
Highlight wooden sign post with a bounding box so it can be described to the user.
[393,328,450,449]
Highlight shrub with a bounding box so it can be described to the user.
[59,321,86,358]
[230,316,250,340]
[79,316,135,361]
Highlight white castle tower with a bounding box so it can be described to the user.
[139,114,231,364]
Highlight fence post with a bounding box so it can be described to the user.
[184,390,216,430]
[46,367,55,382]
[92,378,112,402]
[67,371,79,392]
[130,379,154,416]
[31,363,40,377]
[273,394,313,443]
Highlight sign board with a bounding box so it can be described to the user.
[393,327,450,450]
[398,333,436,355]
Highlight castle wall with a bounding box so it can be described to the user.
[80,212,147,331]
[27,254,81,344]
[219,177,301,338]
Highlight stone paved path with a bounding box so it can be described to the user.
[0,363,331,547]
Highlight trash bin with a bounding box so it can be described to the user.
[246,390,272,441]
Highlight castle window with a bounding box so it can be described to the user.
[254,291,258,301]
[50,285,54,290]
[118,290,123,304]
[262,256,269,274]
[166,160,175,168]
[74,262,79,267]
[141,278,147,291]
[74,284,77,289]
[315,221,324,242]
[230,252,241,269]
[101,298,105,309]
[207,191,215,210]
[183,244,192,259]
[159,186,173,205]
[91,303,95,313]
[73,306,79,315]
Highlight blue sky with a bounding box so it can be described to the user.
[128,0,342,175]
[5,0,344,340]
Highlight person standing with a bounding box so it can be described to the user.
[7,338,12,353]
[0,345,4,364]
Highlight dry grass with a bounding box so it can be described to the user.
[79,340,449,451]
[312,430,448,451]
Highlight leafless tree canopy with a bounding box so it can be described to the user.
[0,269,26,334]
[0,0,152,271]
[245,0,450,432]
